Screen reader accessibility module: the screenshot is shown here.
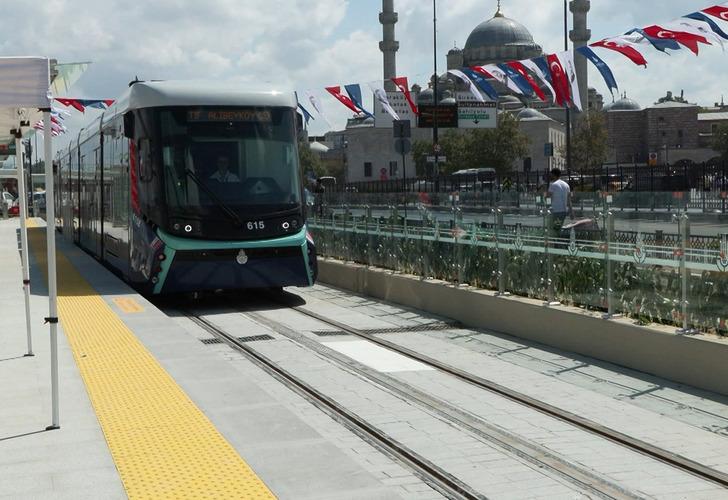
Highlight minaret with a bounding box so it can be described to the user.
[570,0,591,112]
[380,0,399,91]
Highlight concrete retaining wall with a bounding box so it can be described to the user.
[318,259,728,397]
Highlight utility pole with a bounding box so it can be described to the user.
[564,0,572,178]
[432,0,439,177]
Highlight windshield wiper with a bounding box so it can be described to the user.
[183,168,244,228]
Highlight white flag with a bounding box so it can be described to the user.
[520,59,556,100]
[556,51,583,111]
[304,90,333,129]
[368,81,399,120]
[665,19,725,50]
[480,64,525,95]
[447,69,485,102]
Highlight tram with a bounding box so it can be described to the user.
[54,80,317,294]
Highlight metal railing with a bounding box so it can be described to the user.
[309,201,728,336]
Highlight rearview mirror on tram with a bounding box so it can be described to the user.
[123,112,135,138]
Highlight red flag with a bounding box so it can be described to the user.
[643,25,711,55]
[591,39,648,66]
[546,54,571,107]
[104,99,115,107]
[54,98,85,112]
[703,6,728,22]
[391,77,419,115]
[506,61,546,101]
[325,86,360,114]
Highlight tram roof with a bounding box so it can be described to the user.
[115,80,298,113]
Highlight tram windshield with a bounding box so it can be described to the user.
[159,107,302,216]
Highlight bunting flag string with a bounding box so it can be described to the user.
[368,81,400,120]
[344,84,375,118]
[447,69,485,102]
[53,97,115,113]
[312,2,728,120]
[391,77,419,115]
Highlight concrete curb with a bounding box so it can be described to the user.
[318,258,728,397]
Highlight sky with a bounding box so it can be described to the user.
[2,0,728,153]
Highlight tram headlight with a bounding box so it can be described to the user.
[236,249,248,265]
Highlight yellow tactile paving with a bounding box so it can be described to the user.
[27,221,276,500]
[113,297,145,314]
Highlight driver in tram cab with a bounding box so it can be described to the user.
[208,155,240,183]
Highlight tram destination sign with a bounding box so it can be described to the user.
[417,104,458,129]
[187,109,272,122]
[458,102,497,129]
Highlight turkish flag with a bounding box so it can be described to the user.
[703,6,728,22]
[546,54,570,107]
[391,77,419,115]
[506,61,546,101]
[643,25,711,55]
[54,98,85,113]
[325,86,360,114]
[591,39,648,66]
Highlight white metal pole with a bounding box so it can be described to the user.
[15,129,34,356]
[43,111,60,430]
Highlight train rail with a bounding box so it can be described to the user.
[282,303,728,490]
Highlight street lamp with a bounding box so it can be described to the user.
[564,0,572,178]
[432,0,440,176]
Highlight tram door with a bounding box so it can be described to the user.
[71,150,80,243]
[91,147,102,258]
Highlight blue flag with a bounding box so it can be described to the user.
[624,28,680,53]
[532,57,552,84]
[461,68,500,101]
[684,12,728,40]
[497,64,534,97]
[344,84,374,119]
[576,46,619,96]
[297,103,314,126]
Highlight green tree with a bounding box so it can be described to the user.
[562,111,608,172]
[711,123,728,162]
[466,113,530,175]
[410,114,529,176]
[298,142,325,179]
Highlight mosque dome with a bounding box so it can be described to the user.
[463,6,542,66]
[605,96,642,112]
[517,108,552,121]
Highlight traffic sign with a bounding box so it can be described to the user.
[394,138,411,155]
[393,119,411,138]
[458,102,497,129]
[426,156,446,163]
[544,142,554,157]
[648,152,658,166]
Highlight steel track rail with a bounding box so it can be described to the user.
[244,309,638,500]
[184,313,485,500]
[289,305,728,490]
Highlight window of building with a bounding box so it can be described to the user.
[677,129,683,138]
[364,162,372,178]
[389,161,398,177]
[712,124,719,134]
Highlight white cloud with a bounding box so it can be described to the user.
[2,0,727,145]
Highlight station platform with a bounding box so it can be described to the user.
[2,217,728,499]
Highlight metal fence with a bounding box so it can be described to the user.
[308,202,728,337]
[337,162,728,196]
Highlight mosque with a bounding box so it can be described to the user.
[315,1,727,183]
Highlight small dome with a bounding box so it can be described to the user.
[310,141,329,153]
[418,88,434,104]
[517,108,551,121]
[448,47,462,55]
[440,97,457,105]
[607,96,642,112]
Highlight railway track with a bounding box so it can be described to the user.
[186,312,484,500]
[177,293,728,498]
[283,303,728,491]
